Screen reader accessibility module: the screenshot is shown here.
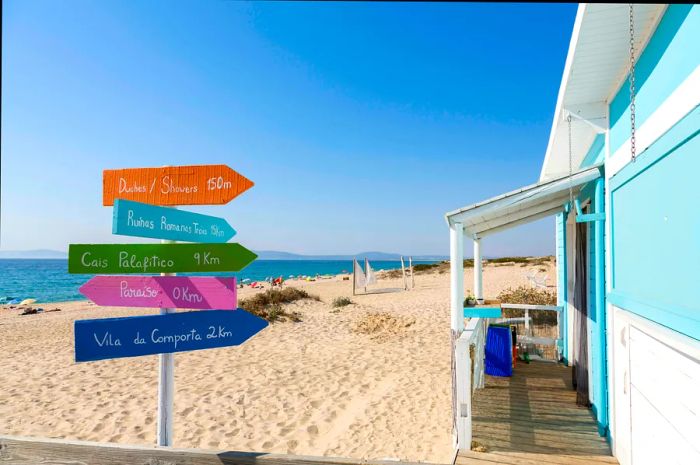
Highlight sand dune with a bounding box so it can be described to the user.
[0,261,554,463]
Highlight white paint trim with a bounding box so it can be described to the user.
[611,306,700,465]
[450,223,465,332]
[540,4,587,181]
[614,306,700,361]
[454,332,471,450]
[604,5,668,106]
[501,303,562,312]
[607,65,700,179]
[473,239,483,304]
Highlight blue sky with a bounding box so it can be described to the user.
[1,1,576,256]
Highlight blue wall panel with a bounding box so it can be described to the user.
[580,134,606,169]
[609,106,700,340]
[609,5,698,153]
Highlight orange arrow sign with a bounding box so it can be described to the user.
[103,165,254,206]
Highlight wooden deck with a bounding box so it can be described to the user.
[456,361,617,465]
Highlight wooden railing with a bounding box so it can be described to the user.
[499,303,564,361]
[0,435,439,465]
[454,317,488,451]
[453,304,564,451]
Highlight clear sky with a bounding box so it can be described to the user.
[1,1,577,257]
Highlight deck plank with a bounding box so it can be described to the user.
[456,361,617,465]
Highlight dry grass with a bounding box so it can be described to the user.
[488,256,554,267]
[497,286,558,325]
[382,259,474,278]
[331,297,353,308]
[381,256,553,278]
[352,312,416,342]
[239,287,320,322]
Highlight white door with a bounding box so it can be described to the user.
[612,312,632,465]
[613,308,700,465]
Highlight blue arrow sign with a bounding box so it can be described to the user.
[74,309,268,362]
[112,199,236,243]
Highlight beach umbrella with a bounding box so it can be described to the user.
[20,298,36,305]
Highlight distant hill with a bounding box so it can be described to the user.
[0,248,446,261]
[0,249,68,259]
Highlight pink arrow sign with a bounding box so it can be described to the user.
[79,276,237,310]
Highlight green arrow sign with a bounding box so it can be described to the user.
[69,243,257,274]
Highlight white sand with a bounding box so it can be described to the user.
[0,260,554,463]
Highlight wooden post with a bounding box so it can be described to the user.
[450,224,465,332]
[157,237,175,447]
[473,238,483,304]
[400,256,407,290]
[455,333,472,450]
[556,309,561,361]
[352,259,356,296]
[364,258,368,294]
[525,308,530,338]
[409,256,414,289]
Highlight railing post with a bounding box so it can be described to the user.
[556,309,562,361]
[525,308,530,337]
[455,334,472,451]
[473,237,483,304]
[472,319,484,389]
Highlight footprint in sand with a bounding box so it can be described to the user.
[180,406,194,416]
[307,424,319,435]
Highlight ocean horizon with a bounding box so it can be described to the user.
[0,258,437,303]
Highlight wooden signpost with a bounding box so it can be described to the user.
[68,243,257,274]
[113,199,236,243]
[103,164,254,206]
[74,310,268,362]
[79,276,238,310]
[69,163,262,448]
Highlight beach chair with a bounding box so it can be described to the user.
[526,271,549,289]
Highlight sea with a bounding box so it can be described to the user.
[0,259,437,303]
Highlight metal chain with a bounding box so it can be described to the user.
[567,114,574,211]
[629,4,637,162]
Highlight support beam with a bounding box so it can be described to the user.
[563,102,608,133]
[450,223,465,332]
[468,196,569,235]
[477,206,564,238]
[473,238,483,304]
[593,176,608,435]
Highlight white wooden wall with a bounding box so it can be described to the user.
[611,307,700,465]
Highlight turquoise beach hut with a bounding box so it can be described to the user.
[446,4,699,465]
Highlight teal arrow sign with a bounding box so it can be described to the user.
[69,243,257,274]
[113,199,236,243]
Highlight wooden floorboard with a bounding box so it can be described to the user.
[456,361,617,465]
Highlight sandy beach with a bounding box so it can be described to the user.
[0,260,554,463]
